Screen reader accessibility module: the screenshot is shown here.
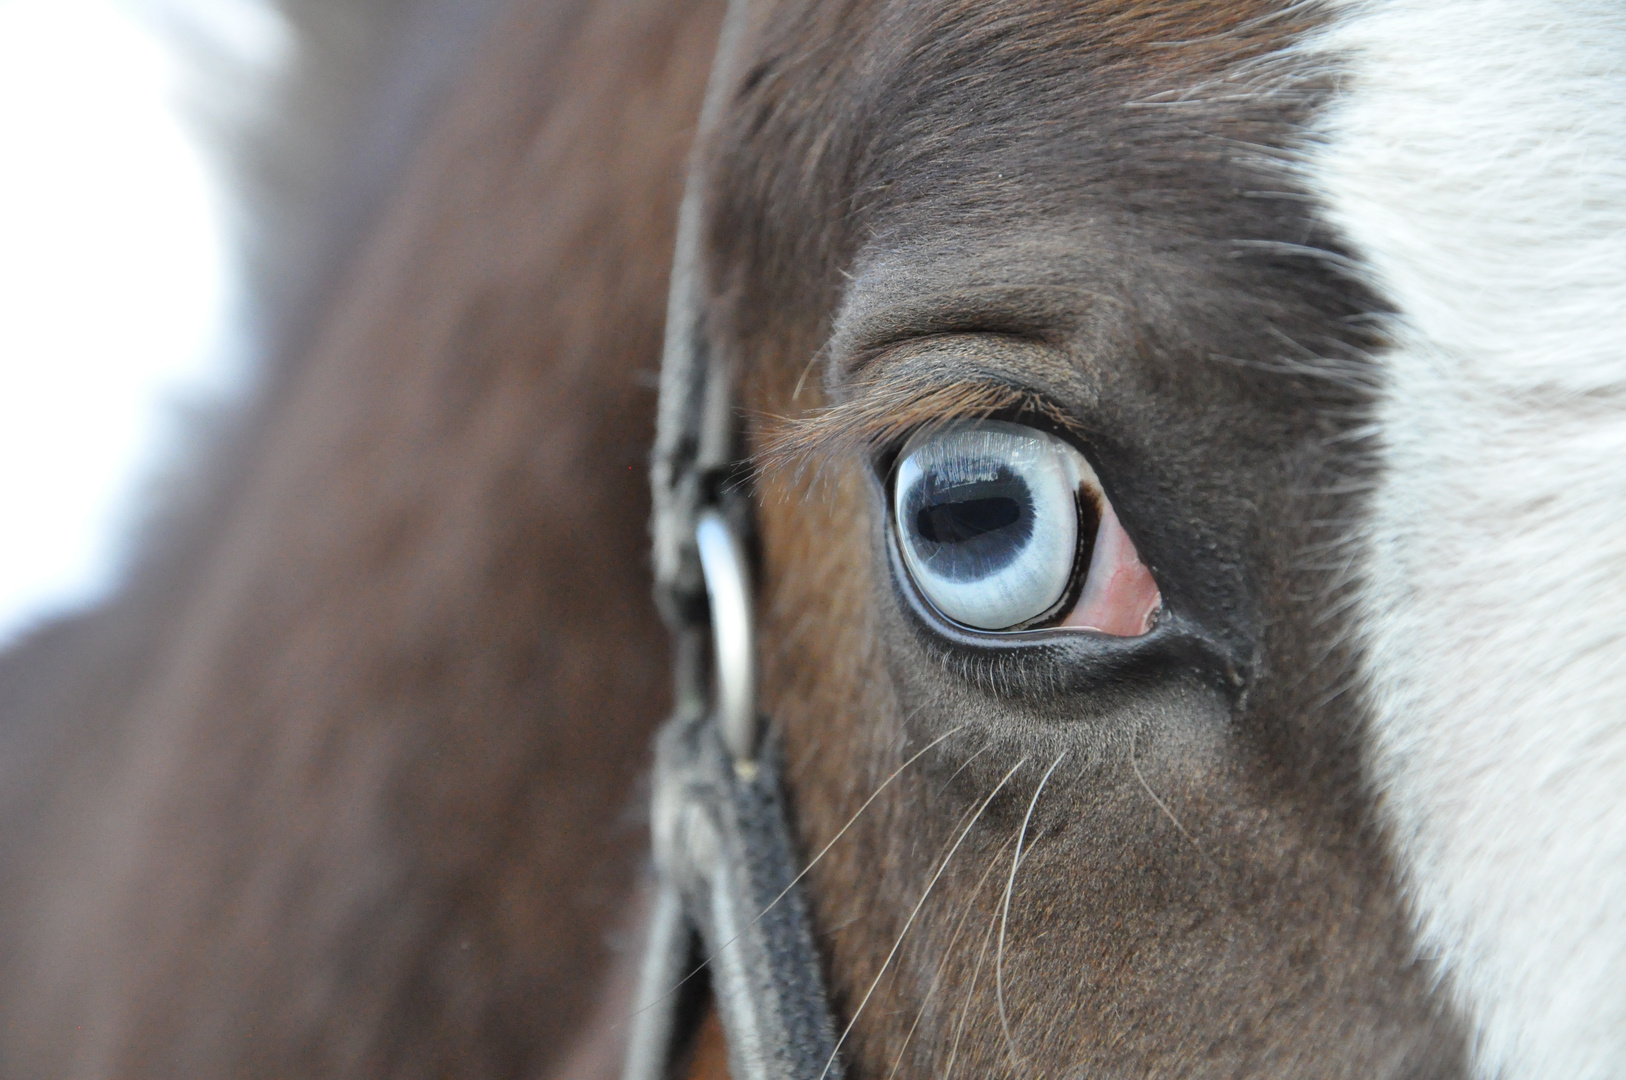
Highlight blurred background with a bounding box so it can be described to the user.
[0,0,501,647]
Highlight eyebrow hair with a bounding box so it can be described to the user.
[756,367,1078,482]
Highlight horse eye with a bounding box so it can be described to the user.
[893,420,1088,630]
[891,419,1162,635]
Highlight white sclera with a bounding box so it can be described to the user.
[893,420,1092,631]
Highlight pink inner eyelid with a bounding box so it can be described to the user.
[1060,494,1162,637]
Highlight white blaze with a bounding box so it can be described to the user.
[1306,2,1626,1077]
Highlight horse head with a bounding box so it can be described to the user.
[0,1,1619,1078]
[657,0,1626,1077]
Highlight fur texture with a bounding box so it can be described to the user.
[703,0,1472,1074]
[1307,2,1626,1076]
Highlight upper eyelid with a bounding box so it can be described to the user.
[755,374,1024,481]
[824,260,1098,383]
[838,328,1043,382]
[755,361,1084,484]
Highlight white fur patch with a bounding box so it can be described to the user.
[1304,2,1626,1077]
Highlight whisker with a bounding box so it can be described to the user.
[945,906,1000,1079]
[885,831,1019,1080]
[620,722,970,1026]
[933,738,993,799]
[791,347,823,402]
[995,752,1068,1075]
[798,722,971,903]
[1128,725,1213,866]
[818,910,869,937]
[819,757,1029,1080]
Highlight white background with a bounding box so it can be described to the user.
[0,0,285,645]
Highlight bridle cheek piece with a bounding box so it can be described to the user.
[623,1,847,1077]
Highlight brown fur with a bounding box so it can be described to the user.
[701,0,1470,1076]
[0,0,720,1075]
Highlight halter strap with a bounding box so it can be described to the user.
[625,0,847,1075]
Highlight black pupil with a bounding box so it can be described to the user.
[905,466,1036,581]
[916,497,1022,544]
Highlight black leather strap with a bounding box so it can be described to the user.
[647,713,845,1080]
[626,0,849,1072]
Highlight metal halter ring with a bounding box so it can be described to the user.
[695,508,758,770]
[627,505,846,1080]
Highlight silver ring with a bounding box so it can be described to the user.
[696,509,757,766]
